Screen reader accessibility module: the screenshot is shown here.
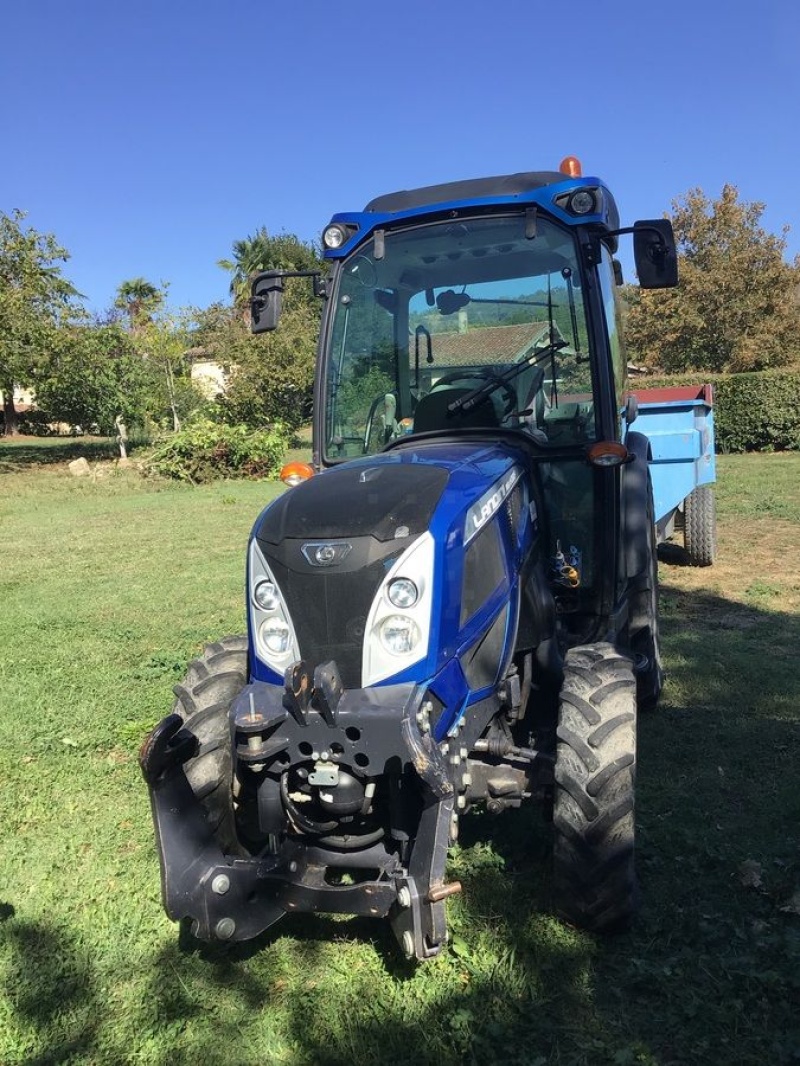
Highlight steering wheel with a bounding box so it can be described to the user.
[428,370,517,421]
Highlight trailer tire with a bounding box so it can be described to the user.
[552,644,638,933]
[684,485,716,567]
[629,479,664,712]
[171,635,248,853]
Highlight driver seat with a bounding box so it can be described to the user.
[413,386,503,434]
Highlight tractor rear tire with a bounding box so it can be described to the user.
[171,635,248,853]
[552,644,638,933]
[684,485,716,567]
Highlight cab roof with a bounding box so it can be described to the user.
[365,172,569,213]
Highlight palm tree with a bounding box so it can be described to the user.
[114,277,164,332]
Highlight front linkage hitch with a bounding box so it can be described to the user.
[140,662,462,960]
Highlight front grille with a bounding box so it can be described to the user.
[263,540,404,688]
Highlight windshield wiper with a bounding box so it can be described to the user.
[447,340,568,415]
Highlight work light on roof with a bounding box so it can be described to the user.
[323,224,348,250]
[569,189,597,215]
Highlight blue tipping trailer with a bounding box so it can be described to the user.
[632,383,717,565]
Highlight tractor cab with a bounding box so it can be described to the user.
[317,207,596,458]
[253,161,675,472]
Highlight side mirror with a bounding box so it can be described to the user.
[633,219,678,289]
[251,271,284,333]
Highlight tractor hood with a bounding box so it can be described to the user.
[255,441,527,546]
[250,441,535,694]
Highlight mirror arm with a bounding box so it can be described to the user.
[601,224,670,261]
[250,269,326,307]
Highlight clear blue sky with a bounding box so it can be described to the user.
[2,0,798,313]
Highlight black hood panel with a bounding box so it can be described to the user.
[257,462,449,544]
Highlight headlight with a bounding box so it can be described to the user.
[249,539,300,671]
[362,531,435,686]
[387,578,418,608]
[253,580,279,611]
[380,615,421,655]
[260,618,291,654]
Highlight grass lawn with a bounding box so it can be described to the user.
[0,443,798,1065]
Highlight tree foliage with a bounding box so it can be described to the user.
[0,209,80,434]
[130,308,206,431]
[624,186,800,373]
[114,277,165,331]
[33,322,148,432]
[218,228,321,306]
[194,291,320,431]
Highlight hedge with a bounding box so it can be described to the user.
[631,369,800,453]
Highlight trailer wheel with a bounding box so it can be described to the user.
[684,486,716,567]
[552,644,638,933]
[629,478,663,711]
[170,635,248,853]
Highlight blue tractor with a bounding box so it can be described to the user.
[141,159,680,959]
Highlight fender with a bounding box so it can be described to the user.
[620,430,653,588]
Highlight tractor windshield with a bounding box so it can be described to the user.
[323,212,595,460]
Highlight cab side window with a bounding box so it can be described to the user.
[597,246,627,415]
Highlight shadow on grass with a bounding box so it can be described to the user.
[0,436,134,470]
[0,919,99,1065]
[2,589,798,1065]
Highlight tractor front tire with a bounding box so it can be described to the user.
[171,635,248,853]
[552,644,638,933]
[684,485,716,567]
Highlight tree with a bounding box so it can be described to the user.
[0,210,80,435]
[33,322,149,432]
[133,309,205,432]
[114,277,165,331]
[203,229,323,430]
[193,295,320,432]
[113,280,205,431]
[218,229,321,306]
[624,186,800,373]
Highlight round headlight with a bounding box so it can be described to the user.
[253,580,279,611]
[323,224,347,249]
[387,578,418,608]
[379,615,421,656]
[260,618,291,655]
[568,190,597,215]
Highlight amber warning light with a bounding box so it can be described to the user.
[559,156,583,178]
[280,461,314,487]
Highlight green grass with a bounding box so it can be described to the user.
[0,445,798,1064]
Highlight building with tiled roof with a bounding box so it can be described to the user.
[430,321,552,367]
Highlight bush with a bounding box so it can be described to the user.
[633,370,800,453]
[146,419,289,483]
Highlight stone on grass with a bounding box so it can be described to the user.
[68,457,91,477]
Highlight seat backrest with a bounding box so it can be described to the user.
[412,387,502,434]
